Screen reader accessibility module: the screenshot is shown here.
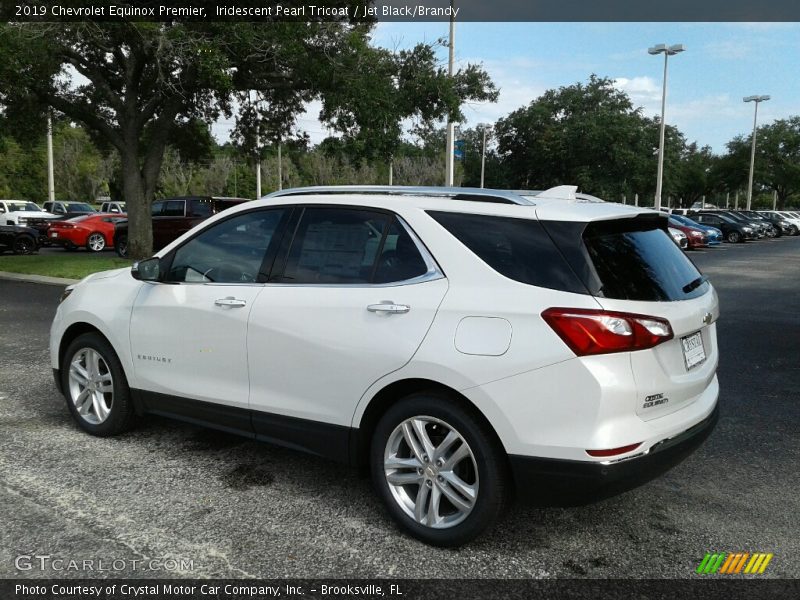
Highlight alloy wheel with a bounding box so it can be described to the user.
[383,416,478,529]
[68,348,114,424]
[13,236,35,255]
[87,233,106,252]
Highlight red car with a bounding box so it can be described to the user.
[47,213,127,252]
[668,217,707,249]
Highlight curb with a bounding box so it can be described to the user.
[0,271,79,286]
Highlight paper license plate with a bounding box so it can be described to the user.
[681,331,706,370]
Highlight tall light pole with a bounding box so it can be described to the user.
[444,0,456,186]
[648,43,685,210]
[46,111,55,202]
[479,123,491,188]
[744,95,770,210]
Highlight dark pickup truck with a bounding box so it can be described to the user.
[114,196,249,257]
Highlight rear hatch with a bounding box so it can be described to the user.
[539,210,718,421]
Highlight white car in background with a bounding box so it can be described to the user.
[668,226,689,249]
[50,185,719,546]
[0,199,57,226]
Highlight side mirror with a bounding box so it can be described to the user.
[131,257,162,282]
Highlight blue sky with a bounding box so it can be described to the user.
[278,22,799,154]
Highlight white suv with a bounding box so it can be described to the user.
[50,186,719,546]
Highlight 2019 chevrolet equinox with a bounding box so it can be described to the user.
[50,185,719,546]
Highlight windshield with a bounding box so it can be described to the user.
[8,202,42,212]
[67,203,95,212]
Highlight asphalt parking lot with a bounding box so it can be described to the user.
[1,237,798,579]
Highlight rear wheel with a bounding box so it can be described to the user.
[12,234,36,255]
[726,231,741,243]
[115,234,128,258]
[370,393,508,547]
[86,232,106,252]
[61,333,137,436]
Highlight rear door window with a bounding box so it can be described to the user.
[163,201,185,217]
[280,208,390,284]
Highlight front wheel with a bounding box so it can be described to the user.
[61,333,137,436]
[370,393,509,547]
[86,232,106,252]
[115,234,128,258]
[726,231,741,243]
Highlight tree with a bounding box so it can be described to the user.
[493,75,675,201]
[671,143,718,208]
[720,117,800,209]
[1,20,495,258]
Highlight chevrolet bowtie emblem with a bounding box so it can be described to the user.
[703,312,713,325]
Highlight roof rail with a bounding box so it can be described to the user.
[263,185,535,206]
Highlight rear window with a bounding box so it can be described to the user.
[581,220,708,301]
[427,211,587,294]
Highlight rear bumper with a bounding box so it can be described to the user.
[509,403,719,502]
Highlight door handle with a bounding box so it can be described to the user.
[367,302,410,314]
[215,297,247,308]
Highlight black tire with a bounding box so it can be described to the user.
[726,231,741,243]
[370,392,509,547]
[86,231,106,252]
[12,234,36,255]
[61,332,138,436]
[791,226,799,236]
[115,234,128,258]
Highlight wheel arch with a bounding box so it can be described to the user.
[350,378,507,471]
[58,322,143,415]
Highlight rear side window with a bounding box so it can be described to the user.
[581,220,708,301]
[191,199,213,218]
[427,211,587,294]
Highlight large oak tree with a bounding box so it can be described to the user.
[0,18,496,258]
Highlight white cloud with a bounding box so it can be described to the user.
[613,76,661,103]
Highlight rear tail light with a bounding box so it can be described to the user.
[541,308,673,356]
[51,223,73,229]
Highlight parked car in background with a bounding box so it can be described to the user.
[668,217,707,249]
[727,210,775,238]
[777,211,800,232]
[670,214,722,246]
[739,210,782,237]
[711,210,768,238]
[757,211,798,236]
[51,185,719,547]
[0,224,39,254]
[47,213,127,252]
[99,201,126,214]
[0,200,57,227]
[668,226,689,249]
[693,213,754,243]
[42,201,98,219]
[114,196,250,257]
